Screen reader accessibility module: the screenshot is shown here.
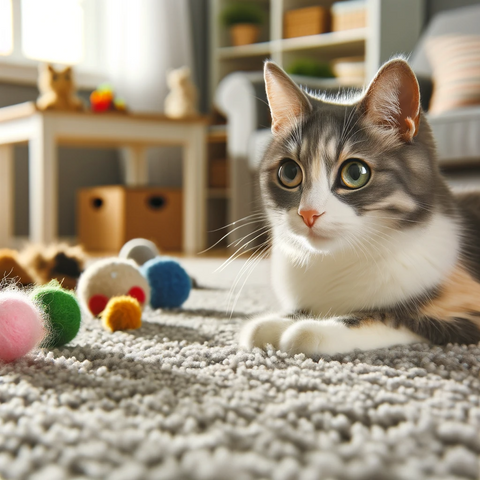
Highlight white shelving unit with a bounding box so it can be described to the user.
[210,0,424,97]
[209,0,425,247]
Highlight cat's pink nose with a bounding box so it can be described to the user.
[298,209,323,228]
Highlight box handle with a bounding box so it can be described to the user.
[91,197,104,209]
[147,195,166,210]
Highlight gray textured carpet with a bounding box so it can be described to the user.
[1,258,480,480]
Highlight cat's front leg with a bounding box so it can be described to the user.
[280,315,424,356]
[239,314,294,350]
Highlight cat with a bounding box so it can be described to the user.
[36,64,84,112]
[239,58,480,357]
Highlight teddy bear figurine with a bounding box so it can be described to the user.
[164,66,199,119]
[36,64,84,112]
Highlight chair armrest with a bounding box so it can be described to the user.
[214,72,265,159]
[416,74,433,112]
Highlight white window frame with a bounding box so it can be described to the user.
[0,0,107,88]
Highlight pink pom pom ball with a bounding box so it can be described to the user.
[0,292,45,363]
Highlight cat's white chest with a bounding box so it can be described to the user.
[272,249,393,315]
[271,214,460,316]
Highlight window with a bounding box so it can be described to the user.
[0,0,13,56]
[21,0,84,64]
[0,0,105,87]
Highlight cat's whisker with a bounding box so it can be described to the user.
[366,213,426,224]
[340,109,359,146]
[208,212,267,233]
[228,225,270,249]
[342,137,367,150]
[228,245,271,317]
[225,241,270,314]
[340,106,348,144]
[361,223,396,240]
[355,235,385,265]
[347,232,378,266]
[216,229,273,273]
[341,106,366,146]
[200,217,268,254]
[254,96,270,109]
[225,245,271,314]
[338,230,362,260]
[356,228,399,254]
[339,98,362,145]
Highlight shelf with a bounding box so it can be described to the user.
[217,29,367,61]
[277,28,367,56]
[207,125,227,143]
[217,42,271,59]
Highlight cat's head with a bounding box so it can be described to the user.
[38,64,75,94]
[260,58,441,258]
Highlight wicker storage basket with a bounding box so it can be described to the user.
[284,6,329,38]
[331,1,367,32]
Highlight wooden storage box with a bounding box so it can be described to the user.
[332,57,366,85]
[284,6,329,38]
[209,158,229,188]
[331,1,367,32]
[78,186,182,252]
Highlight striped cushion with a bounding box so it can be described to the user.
[426,35,480,115]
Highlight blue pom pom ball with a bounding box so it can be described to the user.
[141,257,191,309]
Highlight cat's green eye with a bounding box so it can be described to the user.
[340,160,371,189]
[278,160,303,189]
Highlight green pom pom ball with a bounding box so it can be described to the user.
[32,283,81,348]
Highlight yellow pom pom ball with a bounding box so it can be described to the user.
[101,296,142,332]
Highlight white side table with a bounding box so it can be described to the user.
[0,102,208,254]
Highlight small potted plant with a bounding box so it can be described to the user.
[220,2,265,47]
[286,58,335,78]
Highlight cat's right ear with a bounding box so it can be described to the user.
[264,62,312,136]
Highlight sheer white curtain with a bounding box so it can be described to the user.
[103,0,193,112]
[103,0,194,185]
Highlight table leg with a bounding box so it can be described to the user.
[29,116,57,244]
[183,126,207,254]
[0,145,14,247]
[123,145,148,186]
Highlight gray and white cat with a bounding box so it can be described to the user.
[239,58,480,357]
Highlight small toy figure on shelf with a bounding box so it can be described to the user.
[164,66,199,119]
[36,64,84,112]
[90,84,127,113]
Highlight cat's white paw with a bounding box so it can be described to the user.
[279,320,342,356]
[279,319,424,356]
[239,316,294,350]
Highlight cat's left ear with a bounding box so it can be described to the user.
[264,61,312,136]
[361,58,421,142]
